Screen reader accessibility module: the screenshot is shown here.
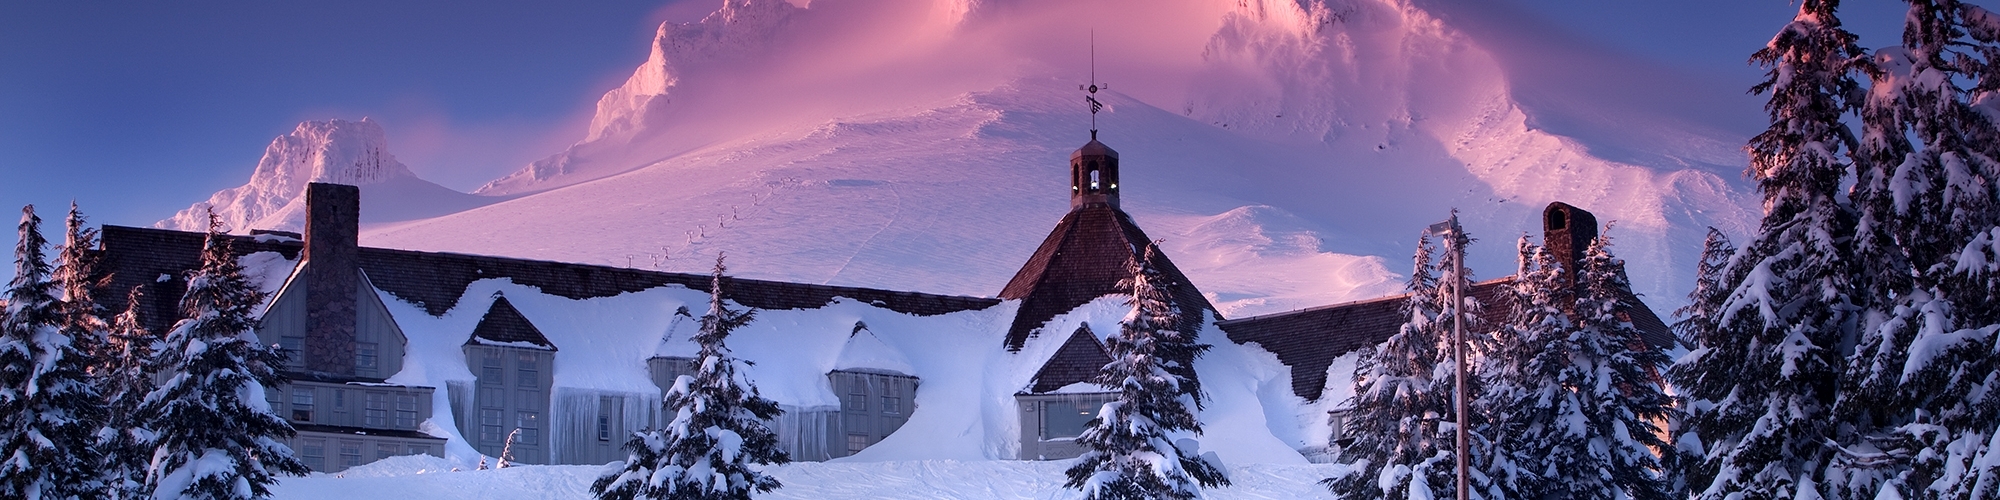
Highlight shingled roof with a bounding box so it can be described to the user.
[997,205,1216,351]
[1217,277,1675,401]
[1027,324,1113,393]
[467,294,556,350]
[94,225,1002,335]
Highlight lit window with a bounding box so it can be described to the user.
[847,434,869,454]
[291,389,314,422]
[518,411,541,445]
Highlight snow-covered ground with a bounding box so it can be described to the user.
[273,455,1352,500]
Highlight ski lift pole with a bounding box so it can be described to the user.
[1429,213,1468,500]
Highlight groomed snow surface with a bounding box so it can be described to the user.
[275,455,1352,499]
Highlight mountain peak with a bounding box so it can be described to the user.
[160,118,423,233]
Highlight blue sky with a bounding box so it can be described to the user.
[0,0,1968,235]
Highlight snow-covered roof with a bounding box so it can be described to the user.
[832,324,915,376]
[465,294,556,351]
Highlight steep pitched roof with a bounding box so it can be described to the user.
[1216,277,1675,401]
[1027,324,1112,394]
[466,294,555,350]
[997,205,1216,350]
[94,225,1002,335]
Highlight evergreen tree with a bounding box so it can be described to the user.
[52,202,109,373]
[0,205,108,499]
[1064,244,1228,500]
[1327,226,1490,500]
[1668,228,1736,495]
[139,215,306,499]
[101,286,158,499]
[593,255,788,500]
[1488,235,1674,500]
[1477,235,1558,500]
[1670,1,1862,498]
[1833,2,2000,498]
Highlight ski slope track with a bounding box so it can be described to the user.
[169,0,1760,318]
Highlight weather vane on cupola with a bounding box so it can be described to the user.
[1081,30,1107,140]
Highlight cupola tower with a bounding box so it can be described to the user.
[1070,131,1120,209]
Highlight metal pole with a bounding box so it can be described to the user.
[1452,214,1469,500]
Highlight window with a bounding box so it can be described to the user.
[395,394,418,429]
[882,396,901,415]
[597,397,614,442]
[377,444,398,460]
[356,344,378,369]
[517,389,539,409]
[480,351,502,384]
[513,411,540,445]
[333,389,346,409]
[365,393,387,427]
[1089,169,1100,189]
[1328,410,1349,442]
[847,434,869,454]
[480,387,503,408]
[339,441,362,468]
[516,354,540,388]
[279,336,303,360]
[300,439,326,470]
[845,378,868,412]
[1041,400,1097,440]
[408,445,430,456]
[291,388,314,422]
[480,409,503,443]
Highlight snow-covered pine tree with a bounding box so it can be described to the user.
[138,214,306,500]
[592,254,788,500]
[1063,244,1228,500]
[1549,233,1675,500]
[1669,1,1862,498]
[1475,235,1558,500]
[1326,227,1490,500]
[1831,2,2000,498]
[0,205,108,499]
[101,286,157,499]
[1667,227,1736,496]
[53,203,110,374]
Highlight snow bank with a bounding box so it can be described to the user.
[272,460,1354,500]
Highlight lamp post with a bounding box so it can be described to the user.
[1427,212,1467,500]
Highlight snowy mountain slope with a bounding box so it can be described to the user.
[175,0,1762,317]
[159,118,500,233]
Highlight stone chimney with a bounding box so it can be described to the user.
[303,183,360,375]
[1543,202,1599,296]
